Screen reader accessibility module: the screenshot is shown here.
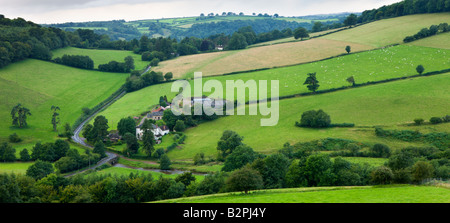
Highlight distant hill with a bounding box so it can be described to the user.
[47,13,348,40]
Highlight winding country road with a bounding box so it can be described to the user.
[67,65,152,177]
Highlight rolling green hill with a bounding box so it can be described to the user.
[155,185,450,203]
[0,59,127,150]
[151,13,450,78]
[171,73,450,160]
[93,44,450,132]
[322,13,450,47]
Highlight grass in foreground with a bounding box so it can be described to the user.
[155,185,450,203]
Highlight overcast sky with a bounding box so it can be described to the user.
[0,0,402,24]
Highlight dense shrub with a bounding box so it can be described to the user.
[296,109,331,128]
[429,117,443,124]
[53,54,94,69]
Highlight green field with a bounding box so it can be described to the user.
[156,185,450,203]
[0,59,128,152]
[322,13,450,47]
[93,44,450,132]
[52,47,149,70]
[170,73,450,160]
[408,32,450,50]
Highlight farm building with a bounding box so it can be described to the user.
[136,124,170,143]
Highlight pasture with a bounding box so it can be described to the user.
[170,73,450,160]
[156,185,450,203]
[152,38,373,78]
[0,59,128,150]
[93,44,450,132]
[322,13,450,47]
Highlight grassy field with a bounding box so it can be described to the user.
[322,13,450,47]
[152,38,373,78]
[151,13,450,78]
[93,44,450,132]
[52,47,149,70]
[408,32,450,50]
[170,73,450,160]
[155,185,450,203]
[0,59,128,153]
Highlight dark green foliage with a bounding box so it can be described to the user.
[125,71,165,92]
[296,109,331,128]
[117,117,136,136]
[11,104,31,128]
[370,143,391,158]
[159,154,172,170]
[414,118,424,125]
[86,115,109,143]
[123,132,140,156]
[429,117,443,124]
[216,130,244,160]
[225,165,264,194]
[0,142,16,162]
[403,23,449,43]
[370,166,394,185]
[174,120,186,132]
[411,161,435,183]
[387,150,415,170]
[345,45,351,54]
[26,160,54,180]
[20,149,31,162]
[293,27,309,40]
[252,154,290,189]
[303,72,320,93]
[8,133,22,143]
[226,32,247,50]
[375,127,449,149]
[222,145,259,172]
[194,153,206,165]
[93,141,106,158]
[53,55,94,69]
[175,172,196,187]
[344,14,358,27]
[416,65,425,75]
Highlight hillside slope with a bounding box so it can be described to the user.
[151,13,450,78]
[322,13,450,47]
[0,59,127,147]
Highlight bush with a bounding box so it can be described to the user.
[296,109,331,128]
[413,118,424,125]
[429,117,443,124]
[370,143,391,158]
[8,133,22,143]
[370,166,393,185]
[225,165,264,194]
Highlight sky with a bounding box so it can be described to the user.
[0,0,402,24]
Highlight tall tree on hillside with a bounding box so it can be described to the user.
[89,115,109,143]
[303,72,320,93]
[344,14,358,27]
[416,65,425,75]
[345,45,351,54]
[51,105,60,132]
[124,56,135,71]
[346,76,355,86]
[11,104,31,128]
[293,27,309,40]
[117,117,136,137]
